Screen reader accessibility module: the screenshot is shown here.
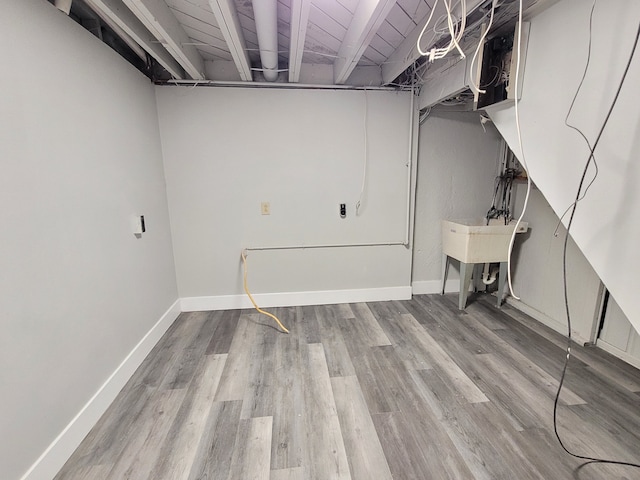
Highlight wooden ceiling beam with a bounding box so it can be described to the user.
[333,0,397,84]
[123,0,205,79]
[288,0,311,82]
[208,0,252,82]
[83,0,185,78]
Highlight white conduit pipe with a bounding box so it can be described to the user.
[245,241,406,252]
[165,79,400,90]
[253,0,279,82]
[404,85,415,246]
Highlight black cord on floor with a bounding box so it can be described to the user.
[553,3,640,470]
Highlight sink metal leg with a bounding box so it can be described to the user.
[459,261,474,310]
[441,254,450,295]
[497,261,508,307]
[473,263,484,292]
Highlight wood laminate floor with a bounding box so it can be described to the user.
[54,294,640,480]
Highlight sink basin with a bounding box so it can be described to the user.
[441,219,528,264]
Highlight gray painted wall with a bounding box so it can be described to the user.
[0,1,178,478]
[508,186,603,344]
[156,87,414,299]
[412,110,502,291]
[410,109,602,344]
[5,0,637,477]
[487,0,640,334]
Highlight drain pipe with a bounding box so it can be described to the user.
[482,263,499,285]
[253,0,279,82]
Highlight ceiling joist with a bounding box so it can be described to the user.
[84,1,147,60]
[82,0,547,87]
[83,0,185,78]
[208,0,253,82]
[122,0,205,80]
[333,0,397,85]
[288,0,311,83]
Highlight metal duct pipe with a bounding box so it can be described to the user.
[252,0,279,81]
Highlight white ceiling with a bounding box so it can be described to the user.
[79,0,556,86]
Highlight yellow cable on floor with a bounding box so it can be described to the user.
[241,249,289,334]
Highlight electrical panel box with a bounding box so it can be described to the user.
[474,22,530,110]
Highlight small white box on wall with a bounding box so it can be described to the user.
[132,215,146,236]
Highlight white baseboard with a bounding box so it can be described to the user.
[20,299,181,480]
[181,286,412,311]
[596,339,640,371]
[504,297,591,346]
[411,279,464,295]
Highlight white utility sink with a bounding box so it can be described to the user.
[441,218,529,310]
[441,219,529,264]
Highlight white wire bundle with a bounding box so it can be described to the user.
[416,0,468,63]
[468,0,497,94]
[505,0,529,300]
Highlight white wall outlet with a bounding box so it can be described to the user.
[261,202,271,215]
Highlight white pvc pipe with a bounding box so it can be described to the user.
[482,263,499,285]
[253,0,279,82]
